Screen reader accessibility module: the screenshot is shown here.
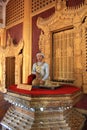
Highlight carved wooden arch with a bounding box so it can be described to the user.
[0,34,24,93]
[37,1,87,88]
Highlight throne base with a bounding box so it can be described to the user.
[1,85,85,130]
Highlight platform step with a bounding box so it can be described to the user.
[1,106,34,130]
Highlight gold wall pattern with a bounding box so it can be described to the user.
[52,29,74,81]
[6,0,24,26]
[6,0,56,26]
[84,28,87,72]
[82,19,87,92]
[5,0,85,26]
[32,0,55,15]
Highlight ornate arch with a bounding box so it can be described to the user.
[0,34,24,93]
[37,0,87,90]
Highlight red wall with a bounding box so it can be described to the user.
[32,7,55,64]
[6,23,23,45]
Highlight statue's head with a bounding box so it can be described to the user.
[36,52,44,62]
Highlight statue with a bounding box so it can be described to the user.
[32,52,49,86]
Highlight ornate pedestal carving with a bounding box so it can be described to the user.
[1,89,85,130]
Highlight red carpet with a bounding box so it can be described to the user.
[8,84,81,96]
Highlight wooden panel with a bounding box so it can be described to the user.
[5,57,15,88]
[52,28,74,82]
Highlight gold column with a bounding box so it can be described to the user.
[0,28,6,47]
[23,0,32,82]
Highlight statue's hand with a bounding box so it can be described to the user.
[40,80,45,85]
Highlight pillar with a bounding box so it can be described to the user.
[23,0,32,82]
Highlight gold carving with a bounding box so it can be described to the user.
[55,0,66,11]
[37,1,87,90]
[0,34,24,93]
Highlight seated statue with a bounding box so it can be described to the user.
[17,52,60,90]
[27,52,60,89]
[32,52,49,86]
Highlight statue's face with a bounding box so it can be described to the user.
[37,55,43,62]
